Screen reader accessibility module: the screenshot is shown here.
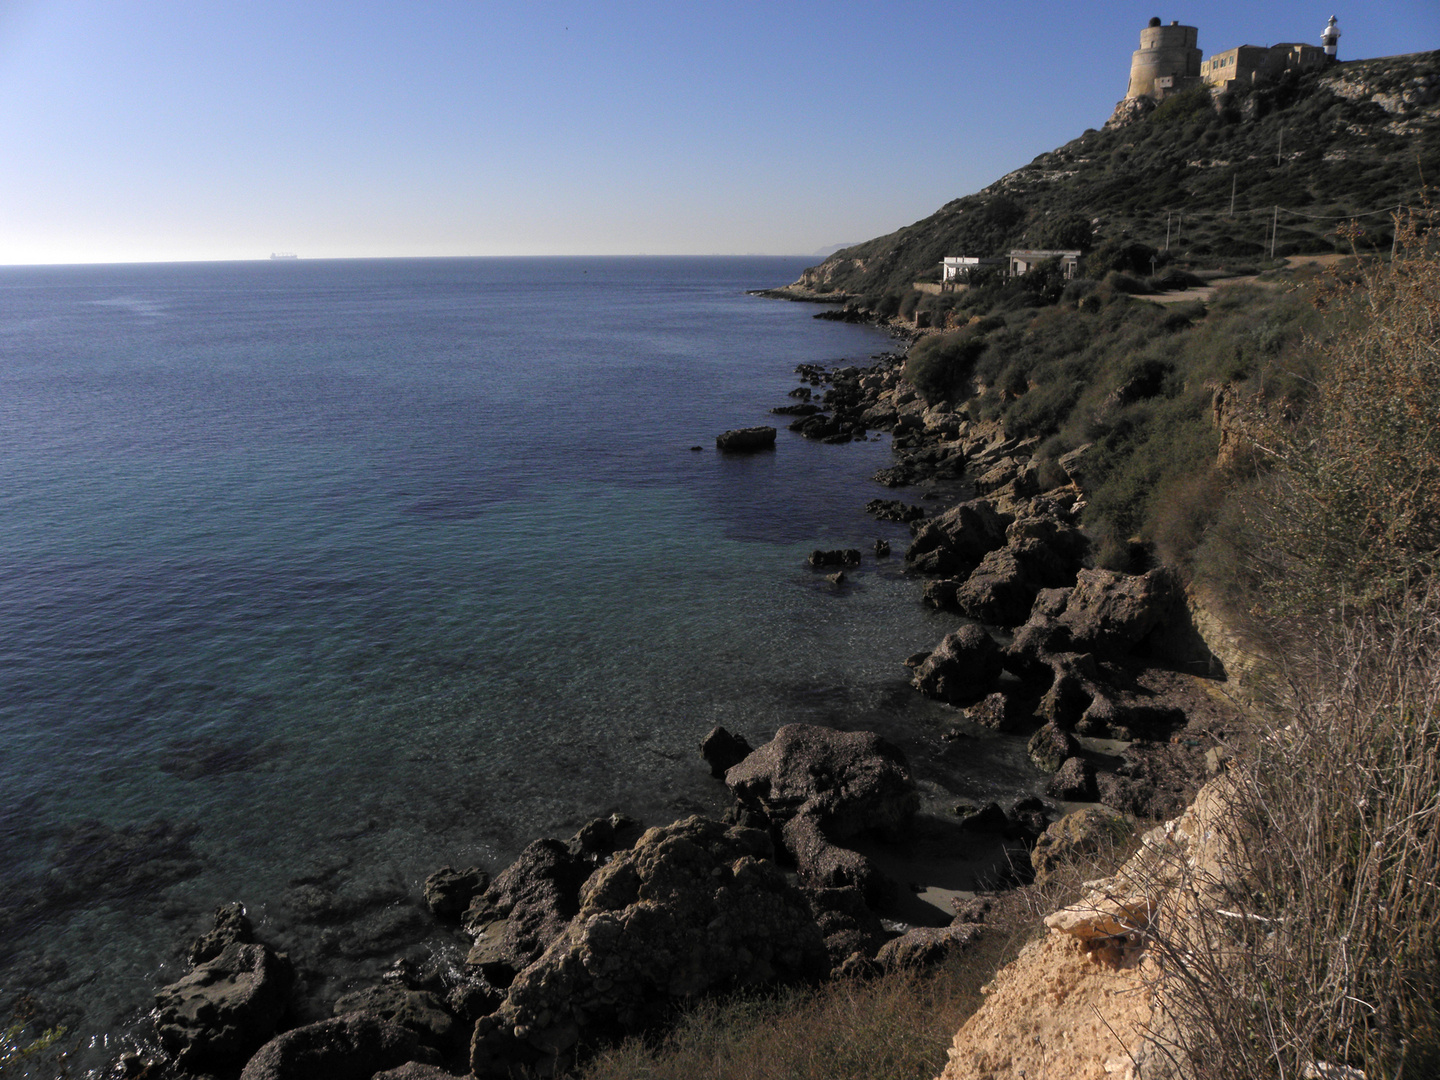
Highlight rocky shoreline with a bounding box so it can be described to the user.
[128,347,1242,1080]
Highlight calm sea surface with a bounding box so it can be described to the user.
[0,257,1038,1065]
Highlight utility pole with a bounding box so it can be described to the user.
[1230,174,1237,216]
[1277,127,1284,166]
[1271,205,1279,260]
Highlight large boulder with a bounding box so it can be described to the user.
[154,942,295,1073]
[1027,721,1081,774]
[910,625,1004,705]
[876,925,982,971]
[700,726,753,779]
[1056,567,1180,656]
[469,816,827,1078]
[239,1014,438,1080]
[1030,807,1132,888]
[461,839,593,981]
[332,984,458,1051]
[725,724,918,840]
[422,866,489,920]
[716,426,777,453]
[904,499,1012,577]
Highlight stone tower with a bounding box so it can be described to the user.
[1126,17,1202,99]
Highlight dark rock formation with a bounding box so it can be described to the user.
[332,984,458,1051]
[154,941,295,1073]
[808,548,862,567]
[1030,807,1131,888]
[238,1014,438,1080]
[715,426,777,453]
[462,839,592,983]
[696,728,754,777]
[469,816,827,1078]
[910,625,1004,705]
[725,724,918,841]
[904,500,1012,577]
[188,902,255,966]
[876,924,982,970]
[422,866,489,920]
[1027,721,1081,774]
[1047,756,1099,801]
[964,692,1034,735]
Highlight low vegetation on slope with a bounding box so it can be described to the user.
[901,266,1321,570]
[795,50,1439,305]
[1145,209,1440,1079]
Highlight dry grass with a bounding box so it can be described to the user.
[1142,591,1440,1078]
[567,934,1019,1080]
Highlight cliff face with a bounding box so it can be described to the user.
[937,778,1236,1080]
[786,50,1439,302]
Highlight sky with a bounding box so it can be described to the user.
[0,1,1436,265]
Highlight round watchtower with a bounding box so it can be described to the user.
[1126,18,1202,99]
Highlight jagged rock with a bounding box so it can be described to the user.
[873,538,891,557]
[715,426,776,453]
[806,886,887,967]
[188,902,255,966]
[1035,654,1101,726]
[921,577,962,611]
[373,1065,464,1080]
[725,724,918,841]
[808,548,862,567]
[1056,567,1181,656]
[700,726,753,779]
[864,498,926,523]
[780,814,891,903]
[1075,695,1186,740]
[469,816,827,1078]
[568,813,642,863]
[1056,442,1093,485]
[332,984,458,1050]
[904,499,1012,577]
[154,942,295,1073]
[911,625,1004,705]
[461,839,592,980]
[877,925,982,970]
[422,866,489,920]
[950,548,1043,626]
[1047,756,1099,801]
[1030,807,1132,888]
[1027,721,1080,774]
[964,692,1034,735]
[239,1014,438,1080]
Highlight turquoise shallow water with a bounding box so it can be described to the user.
[0,257,1040,1064]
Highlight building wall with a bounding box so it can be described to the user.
[1126,22,1202,99]
[1201,42,1328,90]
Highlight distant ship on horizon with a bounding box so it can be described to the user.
[270,252,298,260]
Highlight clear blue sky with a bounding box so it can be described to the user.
[1,1,1435,264]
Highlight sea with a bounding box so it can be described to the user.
[0,256,1041,1070]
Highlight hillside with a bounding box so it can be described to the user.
[784,50,1440,302]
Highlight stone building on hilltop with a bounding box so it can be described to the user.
[1123,15,1342,104]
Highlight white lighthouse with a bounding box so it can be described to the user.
[1322,15,1342,61]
